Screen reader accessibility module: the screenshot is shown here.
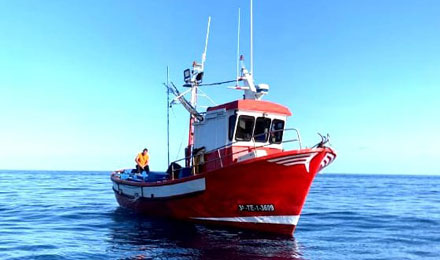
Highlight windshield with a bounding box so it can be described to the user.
[235,115,255,141]
[253,117,271,142]
[270,119,285,144]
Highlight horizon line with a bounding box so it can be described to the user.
[0,169,438,176]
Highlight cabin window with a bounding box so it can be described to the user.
[235,115,255,141]
[253,117,271,142]
[270,119,285,144]
[228,115,237,141]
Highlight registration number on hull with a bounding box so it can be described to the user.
[238,204,275,212]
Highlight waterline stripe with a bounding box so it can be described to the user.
[191,215,300,225]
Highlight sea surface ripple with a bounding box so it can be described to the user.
[0,171,439,259]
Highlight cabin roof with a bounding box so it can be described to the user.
[207,99,292,116]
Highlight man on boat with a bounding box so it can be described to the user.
[135,148,150,173]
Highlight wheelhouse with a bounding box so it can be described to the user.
[193,99,292,172]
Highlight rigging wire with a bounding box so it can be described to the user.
[170,106,186,161]
[198,79,239,86]
[197,87,217,106]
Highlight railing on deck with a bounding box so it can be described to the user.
[169,128,303,179]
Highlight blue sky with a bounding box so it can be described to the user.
[0,0,439,174]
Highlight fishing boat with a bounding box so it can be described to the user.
[110,4,336,236]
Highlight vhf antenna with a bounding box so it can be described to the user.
[185,16,211,107]
[250,0,253,75]
[236,8,241,86]
[229,0,269,100]
[202,16,211,68]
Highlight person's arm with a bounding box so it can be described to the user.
[135,154,140,166]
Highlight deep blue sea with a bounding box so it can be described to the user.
[0,171,439,260]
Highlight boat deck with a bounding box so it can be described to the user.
[117,170,170,183]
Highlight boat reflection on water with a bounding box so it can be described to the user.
[108,208,304,259]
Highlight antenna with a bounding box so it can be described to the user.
[189,16,211,107]
[230,0,269,100]
[202,16,211,67]
[236,8,241,86]
[250,0,253,75]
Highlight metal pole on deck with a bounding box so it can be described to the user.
[167,66,170,167]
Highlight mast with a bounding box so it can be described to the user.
[184,16,211,167]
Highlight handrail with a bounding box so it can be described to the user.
[290,128,302,149]
[170,128,303,167]
[171,137,300,177]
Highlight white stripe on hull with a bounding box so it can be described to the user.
[267,153,318,172]
[267,154,310,163]
[117,184,142,198]
[192,215,300,225]
[116,178,206,198]
[275,158,307,165]
[144,178,205,198]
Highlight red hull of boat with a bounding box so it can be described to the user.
[111,148,336,236]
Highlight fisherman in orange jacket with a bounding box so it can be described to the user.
[135,148,150,173]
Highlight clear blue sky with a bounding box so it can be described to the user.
[1,0,439,174]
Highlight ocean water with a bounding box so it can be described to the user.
[0,171,439,260]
